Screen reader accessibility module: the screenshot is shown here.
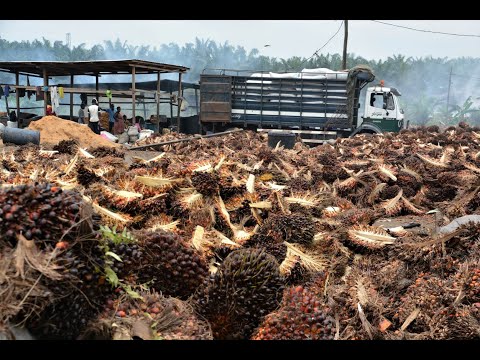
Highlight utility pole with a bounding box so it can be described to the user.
[66,33,71,49]
[446,66,453,116]
[342,20,348,70]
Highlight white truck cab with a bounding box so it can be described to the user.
[359,84,406,133]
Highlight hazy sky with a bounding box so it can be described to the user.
[0,20,479,60]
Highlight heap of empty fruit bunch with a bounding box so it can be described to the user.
[1,122,480,339]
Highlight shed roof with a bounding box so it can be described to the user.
[0,59,189,77]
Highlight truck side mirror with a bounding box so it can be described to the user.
[383,103,387,110]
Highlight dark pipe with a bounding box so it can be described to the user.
[0,124,40,145]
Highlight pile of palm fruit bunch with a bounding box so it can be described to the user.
[1,122,480,339]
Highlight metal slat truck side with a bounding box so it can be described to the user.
[199,67,375,141]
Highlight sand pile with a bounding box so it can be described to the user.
[28,116,120,148]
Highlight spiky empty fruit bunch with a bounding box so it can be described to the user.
[194,248,284,339]
[347,225,396,250]
[76,164,102,187]
[135,230,208,299]
[84,290,212,340]
[284,260,311,286]
[380,185,402,200]
[252,283,335,340]
[396,174,421,198]
[89,146,125,158]
[257,147,278,164]
[339,208,376,227]
[260,212,315,246]
[321,165,347,183]
[0,183,84,246]
[244,233,287,263]
[53,139,78,154]
[190,171,220,196]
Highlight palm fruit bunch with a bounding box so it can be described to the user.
[89,146,125,158]
[134,230,208,299]
[252,282,335,340]
[380,184,402,200]
[0,158,18,173]
[288,177,312,192]
[76,164,102,187]
[339,208,376,227]
[256,147,278,164]
[440,304,480,340]
[27,285,110,340]
[12,143,40,162]
[244,233,287,263]
[190,171,220,196]
[393,272,454,332]
[53,139,78,154]
[396,173,421,198]
[194,248,284,339]
[26,242,115,339]
[89,239,143,281]
[259,212,315,246]
[0,183,84,246]
[453,262,480,303]
[85,183,140,213]
[128,157,170,172]
[321,165,347,183]
[82,290,212,340]
[284,259,311,286]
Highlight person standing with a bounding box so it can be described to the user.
[106,103,115,133]
[78,103,86,124]
[113,108,125,135]
[88,98,100,134]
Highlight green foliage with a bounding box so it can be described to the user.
[99,225,136,245]
[104,266,119,287]
[2,36,480,125]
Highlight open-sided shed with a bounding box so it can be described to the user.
[0,59,189,127]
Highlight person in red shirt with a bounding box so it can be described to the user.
[46,104,56,116]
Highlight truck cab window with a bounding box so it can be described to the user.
[370,93,384,109]
[386,93,395,110]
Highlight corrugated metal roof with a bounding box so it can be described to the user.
[0,59,189,77]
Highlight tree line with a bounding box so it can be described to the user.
[1,37,480,125]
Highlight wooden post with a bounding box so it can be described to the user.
[95,74,99,104]
[156,71,161,133]
[132,66,136,122]
[70,74,74,120]
[169,89,173,124]
[43,68,48,116]
[446,66,453,116]
[4,96,9,115]
[342,20,348,70]
[194,88,199,115]
[177,72,182,132]
[15,72,20,123]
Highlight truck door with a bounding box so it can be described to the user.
[364,92,402,132]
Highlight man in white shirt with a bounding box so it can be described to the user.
[88,98,100,134]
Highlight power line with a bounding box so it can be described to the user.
[297,20,344,69]
[371,20,480,38]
